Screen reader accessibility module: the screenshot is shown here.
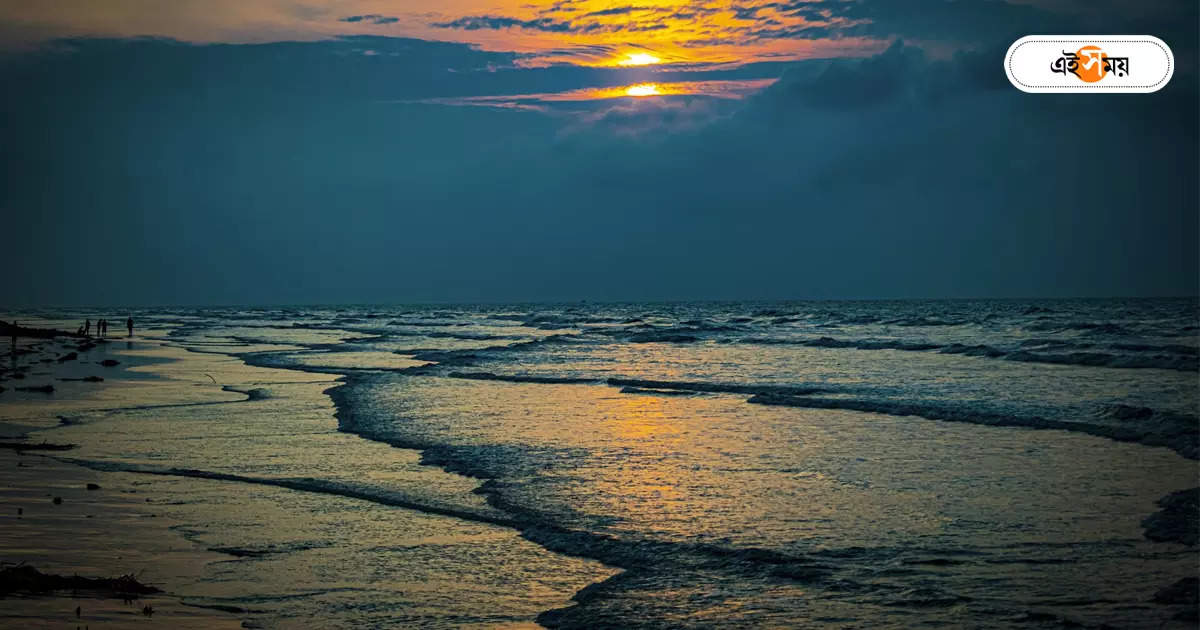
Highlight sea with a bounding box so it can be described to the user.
[4,298,1198,628]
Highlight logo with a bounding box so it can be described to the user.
[1005,36,1172,93]
[1051,46,1128,82]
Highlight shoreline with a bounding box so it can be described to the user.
[1,316,1196,627]
[0,328,616,628]
[0,332,245,628]
[0,449,245,629]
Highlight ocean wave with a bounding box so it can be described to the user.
[627,331,701,343]
[834,314,884,325]
[406,335,579,366]
[735,335,1198,371]
[484,314,529,322]
[802,337,942,351]
[1111,342,1199,356]
[751,309,798,318]
[938,343,1006,358]
[320,383,864,586]
[596,321,746,344]
[746,395,1198,459]
[618,386,701,396]
[521,314,627,329]
[440,372,834,398]
[1025,320,1133,336]
[881,587,971,608]
[883,317,970,327]
[386,319,471,328]
[426,331,511,341]
[606,377,830,397]
[61,457,521,528]
[1018,338,1091,351]
[448,371,598,385]
[1005,350,1198,371]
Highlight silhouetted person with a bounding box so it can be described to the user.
[126,317,133,338]
[101,319,107,338]
[84,319,91,337]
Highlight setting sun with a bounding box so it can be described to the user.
[619,53,661,66]
[625,83,660,97]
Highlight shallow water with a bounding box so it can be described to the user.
[2,298,1197,627]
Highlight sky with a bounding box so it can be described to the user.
[1,0,1197,305]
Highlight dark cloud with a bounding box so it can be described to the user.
[1,30,1195,305]
[431,15,578,33]
[340,15,400,25]
[580,6,656,18]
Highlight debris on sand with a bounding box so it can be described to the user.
[1154,577,1198,605]
[0,564,161,598]
[1143,488,1199,546]
[86,483,101,490]
[15,384,54,394]
[1153,576,1199,621]
[0,321,82,340]
[0,441,77,453]
[99,359,120,367]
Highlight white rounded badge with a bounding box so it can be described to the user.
[1005,35,1173,93]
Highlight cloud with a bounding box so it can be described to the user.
[340,15,400,25]
[0,32,1196,304]
[431,15,578,33]
[579,6,656,18]
[428,1,852,43]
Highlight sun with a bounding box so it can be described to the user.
[619,53,661,66]
[625,84,660,97]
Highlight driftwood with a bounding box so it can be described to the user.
[0,564,161,598]
[0,321,82,340]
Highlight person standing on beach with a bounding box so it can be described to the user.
[102,319,108,338]
[127,317,134,338]
[84,319,91,337]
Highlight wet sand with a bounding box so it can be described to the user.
[0,333,244,628]
[0,331,615,628]
[0,449,244,629]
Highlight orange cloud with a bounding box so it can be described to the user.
[0,1,882,66]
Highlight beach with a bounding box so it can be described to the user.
[0,300,1196,628]
[0,328,615,628]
